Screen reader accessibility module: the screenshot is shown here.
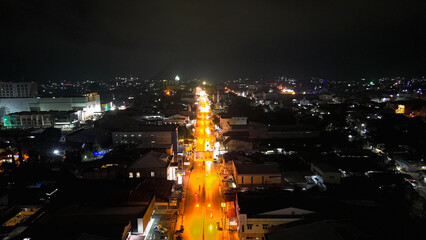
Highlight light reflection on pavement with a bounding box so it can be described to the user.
[181,89,238,240]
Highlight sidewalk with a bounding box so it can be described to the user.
[174,169,191,239]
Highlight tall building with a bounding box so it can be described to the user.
[0,82,38,98]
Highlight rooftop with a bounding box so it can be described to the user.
[237,190,315,217]
[129,151,171,169]
[235,162,280,174]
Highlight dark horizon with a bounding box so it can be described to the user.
[1,0,425,83]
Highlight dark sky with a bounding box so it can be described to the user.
[1,0,425,82]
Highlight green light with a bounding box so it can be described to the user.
[370,81,374,85]
[175,75,180,81]
[3,116,11,127]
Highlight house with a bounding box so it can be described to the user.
[317,150,385,177]
[128,151,173,179]
[163,114,189,125]
[266,220,359,240]
[220,114,248,132]
[249,123,320,139]
[129,178,177,213]
[311,162,341,184]
[233,162,281,187]
[236,191,315,240]
[223,136,253,152]
[66,127,112,148]
[17,180,156,240]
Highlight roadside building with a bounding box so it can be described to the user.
[236,191,315,240]
[223,136,253,152]
[11,180,156,239]
[129,178,177,213]
[163,114,189,125]
[128,151,173,180]
[220,114,248,132]
[233,161,281,187]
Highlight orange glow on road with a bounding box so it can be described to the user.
[182,88,234,240]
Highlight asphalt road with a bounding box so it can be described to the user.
[182,161,225,240]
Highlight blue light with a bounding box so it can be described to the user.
[93,151,106,156]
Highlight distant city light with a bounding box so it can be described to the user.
[395,105,405,114]
[281,88,295,95]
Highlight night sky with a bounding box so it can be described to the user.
[1,0,425,82]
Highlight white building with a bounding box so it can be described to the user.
[0,82,38,98]
[0,93,101,119]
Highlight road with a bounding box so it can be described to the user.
[182,162,224,240]
[181,88,237,240]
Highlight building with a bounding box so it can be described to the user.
[0,82,38,98]
[163,114,189,125]
[18,180,157,239]
[112,124,178,155]
[129,178,177,213]
[236,191,315,240]
[66,127,112,147]
[220,114,248,132]
[311,162,341,185]
[249,123,320,139]
[128,151,173,179]
[233,161,281,187]
[2,110,81,129]
[223,136,253,152]
[266,220,357,240]
[0,93,101,119]
[2,112,53,129]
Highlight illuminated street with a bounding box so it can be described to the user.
[181,89,237,240]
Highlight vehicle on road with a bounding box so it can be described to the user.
[175,225,184,234]
[216,222,222,231]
